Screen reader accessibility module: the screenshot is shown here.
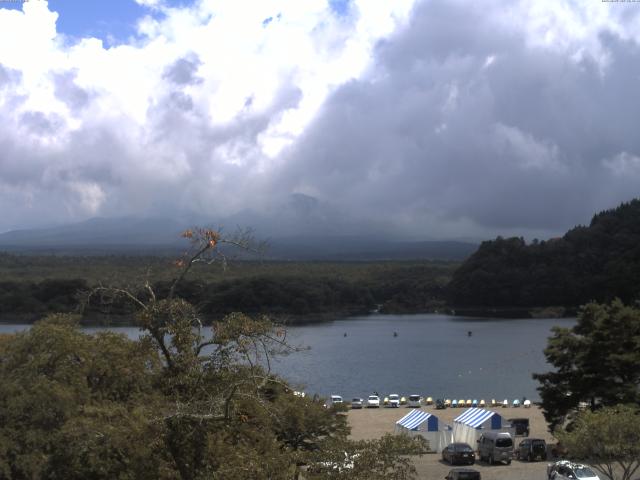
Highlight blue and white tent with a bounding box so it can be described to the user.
[395,410,452,452]
[452,408,506,445]
[396,409,439,432]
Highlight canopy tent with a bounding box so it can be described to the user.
[394,410,452,453]
[452,408,506,445]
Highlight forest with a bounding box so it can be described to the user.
[447,199,640,310]
[0,255,454,324]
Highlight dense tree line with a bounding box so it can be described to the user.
[0,264,452,323]
[0,279,88,317]
[447,199,640,308]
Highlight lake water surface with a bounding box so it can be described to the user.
[0,313,574,402]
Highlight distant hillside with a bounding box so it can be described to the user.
[0,217,476,261]
[447,199,640,308]
[0,217,187,250]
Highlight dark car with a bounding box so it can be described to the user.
[517,438,547,461]
[509,417,530,436]
[445,467,481,480]
[436,398,446,409]
[442,443,476,465]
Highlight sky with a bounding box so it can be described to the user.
[1,0,639,240]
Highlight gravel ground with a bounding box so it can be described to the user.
[347,404,555,480]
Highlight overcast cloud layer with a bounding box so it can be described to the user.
[1,0,639,239]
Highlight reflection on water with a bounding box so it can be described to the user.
[0,313,574,401]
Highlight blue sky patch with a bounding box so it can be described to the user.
[0,0,194,45]
[328,0,350,16]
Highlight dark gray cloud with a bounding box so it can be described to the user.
[272,0,640,239]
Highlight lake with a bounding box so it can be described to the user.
[0,313,574,402]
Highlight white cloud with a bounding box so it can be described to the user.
[0,0,640,237]
[0,0,416,230]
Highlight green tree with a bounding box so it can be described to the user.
[0,314,166,480]
[0,227,425,479]
[555,405,640,480]
[534,300,640,430]
[305,434,428,480]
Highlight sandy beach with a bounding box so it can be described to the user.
[347,404,556,480]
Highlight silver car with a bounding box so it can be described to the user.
[547,460,600,480]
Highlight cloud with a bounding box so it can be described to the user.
[0,0,639,240]
[270,0,640,239]
[0,0,413,230]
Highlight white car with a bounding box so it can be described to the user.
[408,394,422,407]
[388,394,400,407]
[330,395,343,405]
[367,395,380,408]
[547,460,600,480]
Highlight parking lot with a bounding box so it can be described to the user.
[347,404,554,480]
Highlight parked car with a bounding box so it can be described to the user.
[508,417,530,436]
[388,394,400,408]
[367,395,380,408]
[350,398,364,409]
[330,395,343,405]
[445,468,481,480]
[442,443,476,465]
[547,460,600,480]
[477,431,513,465]
[436,398,446,409]
[517,438,547,461]
[408,394,422,407]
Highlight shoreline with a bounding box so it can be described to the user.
[0,305,577,327]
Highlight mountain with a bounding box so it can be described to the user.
[0,215,476,260]
[0,217,188,254]
[447,199,640,308]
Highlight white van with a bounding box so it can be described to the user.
[408,395,422,407]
